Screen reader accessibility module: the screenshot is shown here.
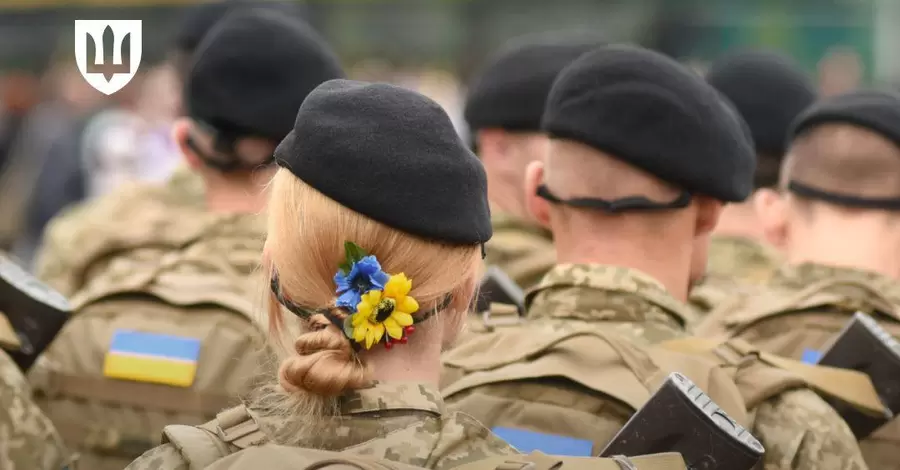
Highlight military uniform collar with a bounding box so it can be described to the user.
[340,381,444,416]
[525,263,693,327]
[773,262,897,292]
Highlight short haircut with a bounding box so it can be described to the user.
[785,123,900,201]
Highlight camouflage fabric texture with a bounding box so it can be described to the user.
[35,167,205,297]
[696,262,900,469]
[125,382,518,470]
[446,264,868,470]
[28,205,268,470]
[484,212,555,290]
[705,235,783,286]
[0,349,71,470]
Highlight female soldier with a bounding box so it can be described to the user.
[124,80,687,470]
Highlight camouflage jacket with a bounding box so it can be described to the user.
[484,212,555,290]
[706,235,783,286]
[451,264,867,470]
[524,264,691,344]
[125,382,517,470]
[0,349,71,470]
[35,167,205,297]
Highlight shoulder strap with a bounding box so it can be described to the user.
[657,337,887,417]
[163,405,270,470]
[453,452,686,470]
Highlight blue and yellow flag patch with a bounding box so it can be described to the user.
[103,330,201,387]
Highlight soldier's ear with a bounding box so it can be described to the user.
[754,188,788,249]
[693,196,724,236]
[171,118,204,170]
[524,160,551,228]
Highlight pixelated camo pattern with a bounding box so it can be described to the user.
[772,262,900,303]
[526,264,693,343]
[0,350,70,470]
[125,382,516,470]
[484,212,555,290]
[35,169,206,297]
[753,388,868,470]
[525,264,867,469]
[706,235,783,286]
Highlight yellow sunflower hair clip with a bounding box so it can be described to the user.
[333,242,420,350]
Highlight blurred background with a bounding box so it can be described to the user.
[0,0,897,262]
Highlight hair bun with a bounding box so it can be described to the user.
[278,315,370,396]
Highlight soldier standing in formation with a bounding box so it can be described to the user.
[465,34,603,289]
[443,45,868,469]
[697,90,900,469]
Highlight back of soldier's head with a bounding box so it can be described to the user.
[783,90,900,217]
[171,0,305,83]
[465,32,606,137]
[706,50,817,190]
[177,9,343,175]
[535,45,755,235]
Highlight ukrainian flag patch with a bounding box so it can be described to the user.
[103,330,201,387]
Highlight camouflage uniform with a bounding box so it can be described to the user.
[0,348,71,470]
[696,262,900,469]
[446,264,868,470]
[484,212,555,290]
[705,234,782,285]
[125,382,517,470]
[35,167,205,297]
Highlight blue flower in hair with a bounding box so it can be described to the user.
[334,252,389,310]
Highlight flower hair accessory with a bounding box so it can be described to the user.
[270,242,449,350]
[335,242,420,349]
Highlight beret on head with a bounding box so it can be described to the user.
[707,50,817,158]
[275,79,492,245]
[464,33,605,133]
[173,0,304,55]
[542,45,756,202]
[790,90,900,149]
[186,9,344,142]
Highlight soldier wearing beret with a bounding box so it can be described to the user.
[697,90,900,469]
[124,79,690,470]
[689,51,818,316]
[465,34,603,289]
[33,0,307,296]
[27,11,345,470]
[442,45,867,469]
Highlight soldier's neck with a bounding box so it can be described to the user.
[713,202,766,241]
[788,235,900,280]
[487,178,529,220]
[555,234,692,302]
[203,171,273,214]
[788,216,900,280]
[362,334,443,387]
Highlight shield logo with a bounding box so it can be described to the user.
[74,20,142,96]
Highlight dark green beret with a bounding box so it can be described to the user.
[275,79,492,245]
[542,45,756,202]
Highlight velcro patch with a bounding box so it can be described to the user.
[491,427,593,456]
[103,330,201,387]
[801,348,822,365]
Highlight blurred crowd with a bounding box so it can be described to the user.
[0,0,875,269]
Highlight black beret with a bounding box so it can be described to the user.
[464,33,605,133]
[707,50,817,158]
[173,0,304,55]
[275,79,492,245]
[790,90,900,149]
[542,45,756,202]
[186,9,343,142]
